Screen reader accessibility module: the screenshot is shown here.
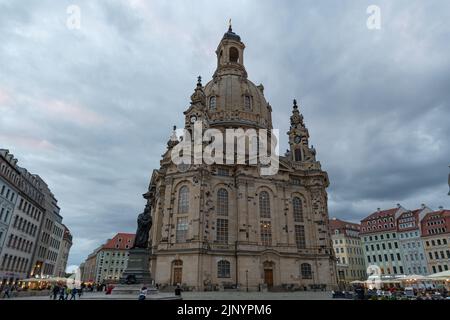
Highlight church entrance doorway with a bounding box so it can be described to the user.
[263,261,275,289]
[264,269,273,288]
[172,260,183,285]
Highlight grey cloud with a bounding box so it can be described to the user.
[1,0,449,267]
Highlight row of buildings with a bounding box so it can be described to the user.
[79,233,134,285]
[330,204,450,285]
[0,149,72,286]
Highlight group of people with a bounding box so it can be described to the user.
[351,285,449,300]
[51,284,83,300]
[137,284,182,300]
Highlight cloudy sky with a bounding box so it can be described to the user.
[1,0,449,269]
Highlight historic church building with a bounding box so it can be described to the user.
[144,26,337,291]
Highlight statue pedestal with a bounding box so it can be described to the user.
[112,248,154,295]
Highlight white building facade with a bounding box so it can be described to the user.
[360,206,406,276]
[397,206,431,275]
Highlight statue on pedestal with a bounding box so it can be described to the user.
[133,204,152,249]
[114,203,154,292]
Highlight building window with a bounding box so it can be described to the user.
[244,95,251,110]
[178,186,189,214]
[259,191,270,218]
[293,197,303,222]
[216,219,228,243]
[209,96,216,110]
[301,263,312,279]
[295,225,306,249]
[217,260,231,278]
[260,221,272,246]
[294,148,302,161]
[229,47,239,63]
[217,189,228,216]
[217,168,229,176]
[176,217,188,243]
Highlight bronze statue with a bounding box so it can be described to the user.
[133,204,152,249]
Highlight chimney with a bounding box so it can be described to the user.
[396,203,401,208]
[421,203,426,209]
[377,208,381,212]
[438,206,444,210]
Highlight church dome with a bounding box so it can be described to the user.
[202,26,273,129]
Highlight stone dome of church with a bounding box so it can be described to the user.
[202,26,273,129]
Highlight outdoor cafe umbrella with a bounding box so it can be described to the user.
[426,270,450,281]
[350,280,366,284]
[19,277,68,283]
[18,278,39,282]
[396,274,427,281]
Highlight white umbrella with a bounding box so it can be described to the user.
[350,280,365,284]
[427,270,450,280]
[398,274,427,281]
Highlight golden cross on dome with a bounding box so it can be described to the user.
[228,18,232,31]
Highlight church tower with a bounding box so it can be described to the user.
[145,26,337,291]
[287,99,317,162]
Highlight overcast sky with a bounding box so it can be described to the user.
[1,0,449,269]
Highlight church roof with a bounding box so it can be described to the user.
[223,26,241,41]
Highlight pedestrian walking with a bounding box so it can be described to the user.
[58,286,66,300]
[69,287,77,300]
[2,285,11,299]
[52,285,59,300]
[174,284,182,297]
[78,287,83,298]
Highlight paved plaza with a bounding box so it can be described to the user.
[5,290,334,300]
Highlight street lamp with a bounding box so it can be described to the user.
[312,270,316,291]
[246,270,249,292]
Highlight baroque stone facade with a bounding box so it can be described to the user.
[145,27,337,291]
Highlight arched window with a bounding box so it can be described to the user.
[217,260,231,278]
[293,197,304,222]
[301,263,312,279]
[244,95,251,110]
[229,47,239,63]
[295,148,302,161]
[209,96,216,109]
[217,188,228,216]
[259,191,270,218]
[216,218,228,243]
[178,186,189,214]
[260,221,272,246]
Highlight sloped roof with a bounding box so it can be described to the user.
[361,208,398,222]
[101,233,135,250]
